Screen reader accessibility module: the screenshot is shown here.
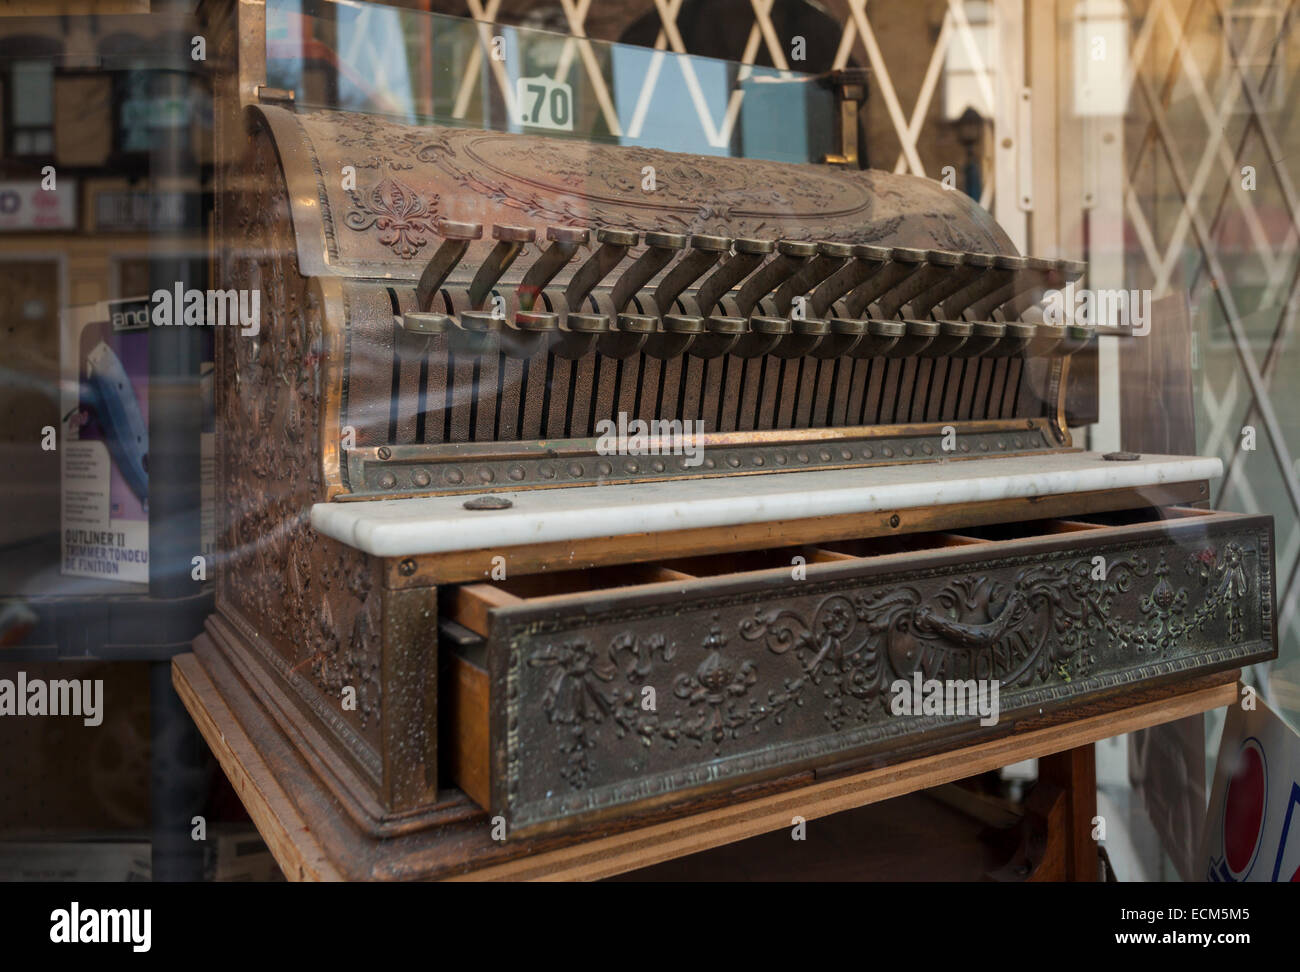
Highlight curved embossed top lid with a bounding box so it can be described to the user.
[251,105,1018,283]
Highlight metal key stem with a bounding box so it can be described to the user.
[504,225,588,358]
[871,249,961,320]
[565,228,638,314]
[733,240,818,318]
[992,256,1055,322]
[689,238,774,359]
[468,224,535,310]
[842,247,926,319]
[414,219,483,311]
[608,231,687,313]
[772,241,853,316]
[653,235,731,316]
[694,238,773,318]
[639,235,730,359]
[810,243,890,319]
[901,252,991,320]
[516,225,588,312]
[941,254,1025,321]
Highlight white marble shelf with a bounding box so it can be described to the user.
[311,452,1222,559]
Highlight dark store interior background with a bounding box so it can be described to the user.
[0,0,1297,880]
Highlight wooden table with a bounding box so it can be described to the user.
[173,651,1238,881]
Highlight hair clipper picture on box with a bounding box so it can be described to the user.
[81,337,149,509]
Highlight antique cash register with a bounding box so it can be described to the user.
[193,0,1276,878]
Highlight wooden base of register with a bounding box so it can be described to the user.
[174,647,1239,881]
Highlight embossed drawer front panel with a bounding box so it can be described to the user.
[460,511,1275,835]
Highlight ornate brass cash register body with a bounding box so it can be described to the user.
[196,0,1276,878]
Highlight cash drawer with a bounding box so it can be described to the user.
[441,507,1275,836]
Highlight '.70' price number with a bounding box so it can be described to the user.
[515,76,574,132]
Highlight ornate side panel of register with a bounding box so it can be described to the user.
[198,6,1277,871]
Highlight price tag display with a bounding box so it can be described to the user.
[515,76,574,132]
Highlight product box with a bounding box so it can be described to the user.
[60,298,152,586]
[59,296,215,587]
[0,841,151,882]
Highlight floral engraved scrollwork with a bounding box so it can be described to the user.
[529,638,617,725]
[528,617,808,783]
[608,630,673,680]
[219,129,384,749]
[528,634,681,787]
[343,174,440,259]
[518,536,1263,794]
[671,625,758,748]
[526,638,619,787]
[1185,543,1250,642]
[1134,556,1189,653]
[297,108,1015,262]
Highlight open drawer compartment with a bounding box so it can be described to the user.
[440,506,1276,836]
